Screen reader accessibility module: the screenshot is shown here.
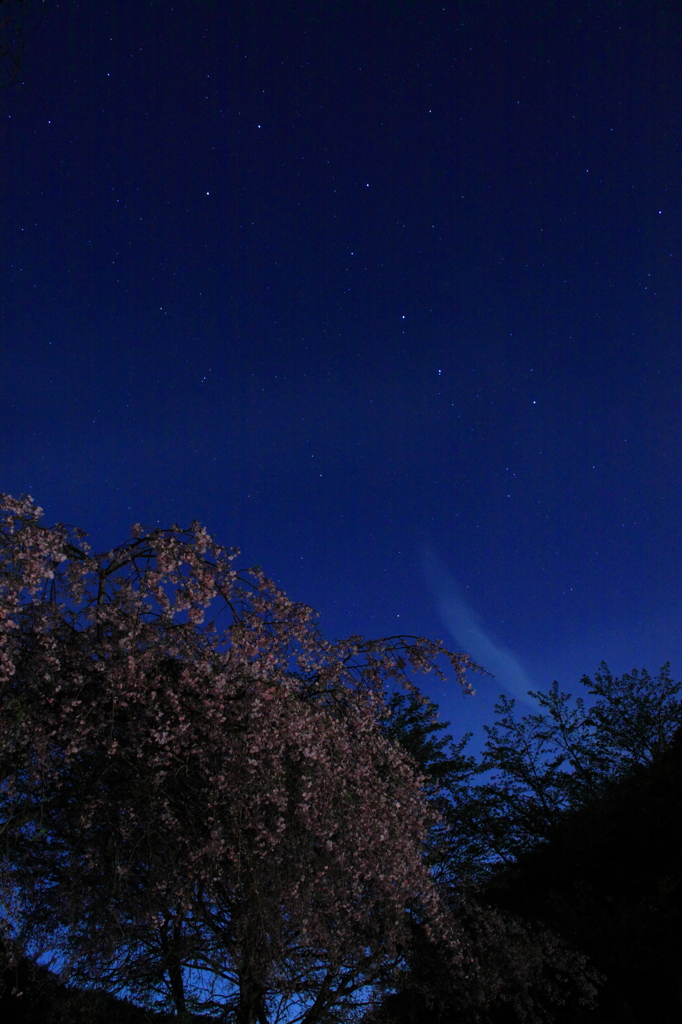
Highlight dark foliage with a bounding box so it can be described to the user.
[482,725,682,1023]
[363,894,600,1024]
[368,672,682,1024]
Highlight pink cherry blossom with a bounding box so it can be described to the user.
[0,493,483,1021]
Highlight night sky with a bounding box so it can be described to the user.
[3,0,682,749]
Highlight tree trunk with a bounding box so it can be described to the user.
[236,968,269,1024]
[160,914,187,1019]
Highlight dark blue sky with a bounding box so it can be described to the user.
[3,0,682,746]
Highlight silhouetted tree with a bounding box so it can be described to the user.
[439,662,682,875]
[0,1,45,87]
[369,670,682,1023]
[480,724,682,1023]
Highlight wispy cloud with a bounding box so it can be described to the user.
[420,545,538,707]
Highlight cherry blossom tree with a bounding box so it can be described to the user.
[0,494,480,1022]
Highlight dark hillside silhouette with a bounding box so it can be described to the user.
[482,724,682,1022]
[0,943,218,1024]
